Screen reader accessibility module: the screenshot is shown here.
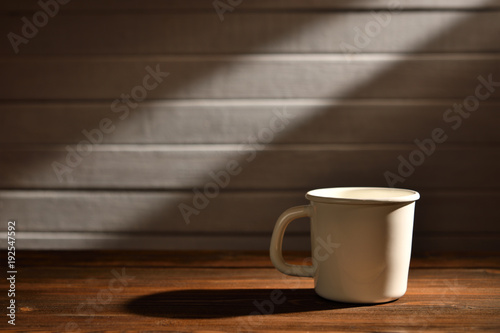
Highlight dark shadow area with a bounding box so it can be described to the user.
[125,288,370,319]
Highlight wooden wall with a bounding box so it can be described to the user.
[1,0,499,252]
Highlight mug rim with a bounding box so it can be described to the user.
[305,187,420,204]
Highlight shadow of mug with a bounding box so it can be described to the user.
[125,288,373,319]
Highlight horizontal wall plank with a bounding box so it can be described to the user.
[2,12,500,54]
[3,0,500,11]
[0,145,499,189]
[1,101,499,144]
[0,231,497,253]
[0,232,310,251]
[1,55,500,100]
[1,190,498,233]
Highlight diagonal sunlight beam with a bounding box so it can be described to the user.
[1,0,500,250]
[95,5,500,249]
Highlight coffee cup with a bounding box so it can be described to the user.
[270,187,420,303]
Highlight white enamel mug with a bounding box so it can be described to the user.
[270,187,420,304]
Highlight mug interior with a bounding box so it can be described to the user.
[306,187,420,204]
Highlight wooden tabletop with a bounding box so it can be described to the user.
[4,251,500,332]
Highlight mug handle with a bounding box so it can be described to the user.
[269,205,315,277]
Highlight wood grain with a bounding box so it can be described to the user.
[11,250,500,268]
[3,232,499,253]
[3,251,499,332]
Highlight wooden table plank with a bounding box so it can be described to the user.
[12,250,500,268]
[2,251,499,332]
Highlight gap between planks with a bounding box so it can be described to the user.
[2,53,500,62]
[1,98,500,106]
